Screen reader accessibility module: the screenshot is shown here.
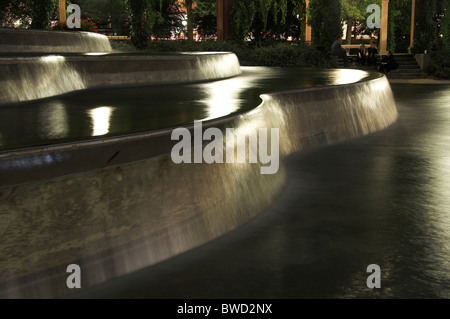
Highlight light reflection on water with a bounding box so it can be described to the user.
[69,83,450,299]
[0,68,372,150]
[88,106,115,137]
[38,101,69,139]
[328,69,369,85]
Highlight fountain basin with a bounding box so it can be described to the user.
[0,29,112,53]
[0,72,398,298]
[0,52,242,105]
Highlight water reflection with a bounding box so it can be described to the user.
[84,52,109,56]
[88,106,115,136]
[38,101,69,139]
[416,88,450,295]
[69,84,450,299]
[200,73,261,121]
[0,67,374,150]
[39,55,66,63]
[328,69,369,85]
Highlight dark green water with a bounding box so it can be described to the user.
[71,83,450,299]
[0,67,372,150]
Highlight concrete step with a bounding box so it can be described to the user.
[394,55,415,59]
[397,65,421,69]
[398,61,420,65]
[388,72,428,79]
[392,54,414,58]
[393,68,424,73]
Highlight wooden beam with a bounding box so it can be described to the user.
[305,0,311,43]
[59,0,66,22]
[410,0,416,47]
[217,0,234,40]
[380,0,389,54]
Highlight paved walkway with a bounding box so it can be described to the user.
[375,73,450,84]
[388,76,450,84]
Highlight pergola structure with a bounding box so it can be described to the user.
[59,0,66,22]
[58,0,419,54]
[215,0,418,54]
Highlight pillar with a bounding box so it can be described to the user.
[217,0,234,40]
[59,0,66,22]
[410,0,416,47]
[305,0,311,43]
[379,0,389,55]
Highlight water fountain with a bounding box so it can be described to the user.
[0,29,398,298]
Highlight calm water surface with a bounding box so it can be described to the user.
[0,67,371,150]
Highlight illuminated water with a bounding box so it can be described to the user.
[71,83,450,299]
[0,67,372,150]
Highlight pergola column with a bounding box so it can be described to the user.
[59,0,66,22]
[217,0,234,40]
[379,0,389,55]
[304,0,311,43]
[410,0,416,47]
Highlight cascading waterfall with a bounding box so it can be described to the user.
[0,56,87,104]
[0,30,399,299]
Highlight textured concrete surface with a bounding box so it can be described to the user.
[0,29,112,53]
[0,75,398,298]
[0,53,242,104]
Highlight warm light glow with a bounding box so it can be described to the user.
[39,55,66,63]
[328,69,369,85]
[38,101,69,139]
[84,52,109,56]
[199,70,261,121]
[88,106,114,136]
[371,77,390,92]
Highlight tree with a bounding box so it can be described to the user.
[151,0,183,38]
[439,0,449,49]
[231,0,296,42]
[340,0,380,44]
[411,0,439,53]
[231,0,257,40]
[1,0,31,28]
[128,0,151,49]
[386,0,411,53]
[308,0,342,50]
[0,0,7,22]
[27,0,57,29]
[185,0,193,40]
[192,0,217,38]
[71,0,128,35]
[127,0,182,48]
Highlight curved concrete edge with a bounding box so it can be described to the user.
[0,52,242,105]
[0,75,398,298]
[0,29,112,53]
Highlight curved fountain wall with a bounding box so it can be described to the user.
[0,23,398,299]
[0,53,242,105]
[0,29,112,53]
[0,72,398,298]
[0,27,241,105]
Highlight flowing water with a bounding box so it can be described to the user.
[0,67,373,151]
[69,82,450,299]
[0,66,397,298]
